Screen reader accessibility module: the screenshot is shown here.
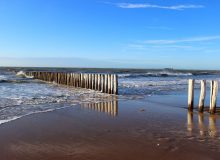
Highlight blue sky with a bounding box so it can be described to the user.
[0,0,220,69]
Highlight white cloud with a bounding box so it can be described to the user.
[115,3,204,10]
[144,36,220,45]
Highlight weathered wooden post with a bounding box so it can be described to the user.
[98,74,101,91]
[110,74,114,94]
[198,80,206,112]
[84,74,87,88]
[87,74,90,89]
[77,73,80,87]
[91,74,94,89]
[66,73,70,85]
[94,74,97,90]
[70,73,72,86]
[100,74,104,92]
[74,73,77,87]
[105,74,108,93]
[108,74,111,94]
[88,74,90,89]
[113,74,118,95]
[188,79,194,111]
[210,81,218,114]
[210,81,213,111]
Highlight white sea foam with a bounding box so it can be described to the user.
[0,78,120,126]
[0,75,7,80]
[16,71,33,78]
[0,106,71,125]
[118,71,193,78]
[0,116,20,125]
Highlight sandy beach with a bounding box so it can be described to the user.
[1,94,220,160]
[1,0,220,159]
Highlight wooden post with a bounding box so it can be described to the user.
[108,74,111,94]
[66,73,70,85]
[88,74,91,89]
[113,74,118,95]
[78,73,80,87]
[75,73,78,87]
[188,79,194,111]
[81,74,84,88]
[210,81,218,114]
[111,74,114,94]
[91,74,94,89]
[87,74,90,89]
[74,73,76,87]
[94,74,97,90]
[210,81,213,111]
[70,73,74,86]
[84,74,87,88]
[104,74,108,93]
[198,80,206,112]
[98,74,101,91]
[101,74,104,92]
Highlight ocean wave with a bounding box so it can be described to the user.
[118,71,193,78]
[16,71,33,79]
[0,79,34,83]
[0,75,7,80]
[0,71,34,83]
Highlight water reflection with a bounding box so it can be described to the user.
[187,111,218,137]
[80,99,118,117]
[187,111,193,136]
[198,113,205,136]
[209,115,217,137]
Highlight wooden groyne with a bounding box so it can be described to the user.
[25,72,118,95]
[188,79,218,114]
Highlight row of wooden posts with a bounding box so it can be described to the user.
[188,79,218,114]
[25,72,118,95]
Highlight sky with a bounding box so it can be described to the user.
[0,0,220,69]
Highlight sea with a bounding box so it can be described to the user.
[1,67,220,125]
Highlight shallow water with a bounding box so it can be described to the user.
[1,67,220,125]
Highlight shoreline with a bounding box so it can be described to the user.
[1,95,220,159]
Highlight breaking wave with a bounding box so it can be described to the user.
[16,71,33,79]
[118,71,193,78]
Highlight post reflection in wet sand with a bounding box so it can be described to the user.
[198,113,206,136]
[187,111,218,137]
[187,111,193,136]
[209,115,217,137]
[80,99,118,117]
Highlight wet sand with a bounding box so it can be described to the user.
[1,95,220,160]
